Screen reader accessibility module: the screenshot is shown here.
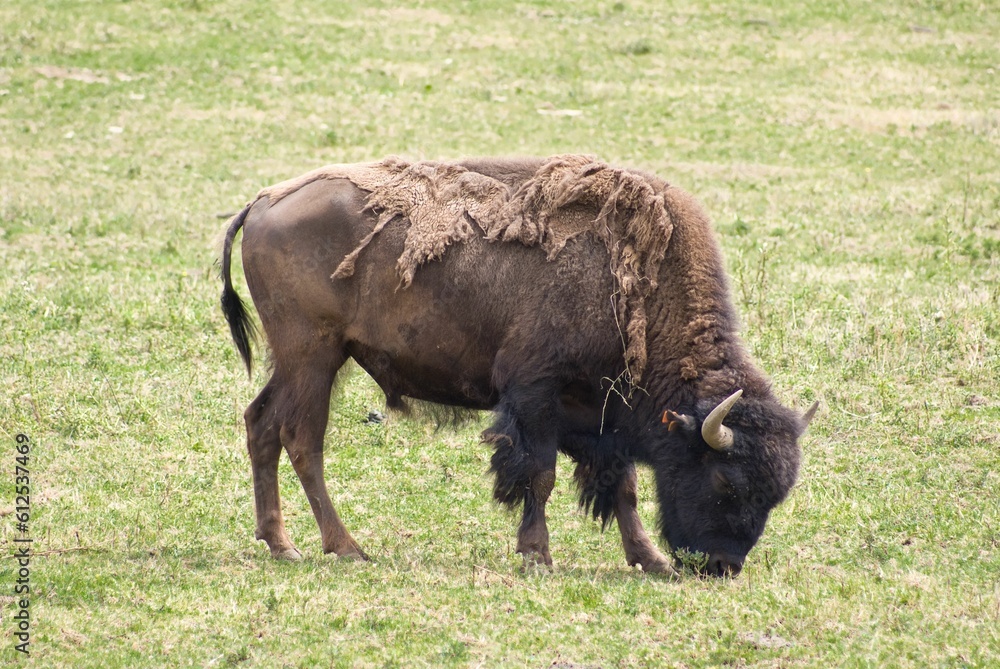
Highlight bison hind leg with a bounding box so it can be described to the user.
[245,380,302,560]
[245,344,368,561]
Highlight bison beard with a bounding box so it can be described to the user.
[219,154,815,577]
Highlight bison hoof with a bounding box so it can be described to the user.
[637,560,680,579]
[337,548,370,562]
[518,549,553,571]
[626,551,680,578]
[325,541,370,562]
[271,547,304,561]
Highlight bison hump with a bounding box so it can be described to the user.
[261,154,675,385]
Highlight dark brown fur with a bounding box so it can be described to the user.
[219,156,812,575]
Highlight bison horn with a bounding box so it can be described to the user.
[702,389,743,451]
[802,400,820,428]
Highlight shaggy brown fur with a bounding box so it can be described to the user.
[258,154,674,384]
[480,155,672,385]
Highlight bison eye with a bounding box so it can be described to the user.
[711,469,735,497]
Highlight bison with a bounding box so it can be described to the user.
[219,155,816,577]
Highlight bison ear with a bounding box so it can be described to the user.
[802,400,820,429]
[662,410,697,433]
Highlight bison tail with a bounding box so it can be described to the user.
[220,203,257,377]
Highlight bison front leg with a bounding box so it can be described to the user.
[517,467,556,567]
[485,393,559,568]
[614,464,675,575]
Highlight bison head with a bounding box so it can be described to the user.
[653,390,815,577]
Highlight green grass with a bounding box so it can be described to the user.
[1,0,998,666]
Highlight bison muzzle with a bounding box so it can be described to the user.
[219,155,816,577]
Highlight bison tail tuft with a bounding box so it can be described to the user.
[220,204,257,377]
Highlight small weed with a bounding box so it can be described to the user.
[674,547,709,574]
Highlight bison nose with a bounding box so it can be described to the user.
[706,552,744,577]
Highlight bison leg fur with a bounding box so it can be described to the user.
[615,464,675,576]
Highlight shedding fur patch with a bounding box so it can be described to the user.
[258,155,674,384]
[346,161,510,287]
[482,155,674,383]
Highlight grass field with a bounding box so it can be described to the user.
[1,0,998,666]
